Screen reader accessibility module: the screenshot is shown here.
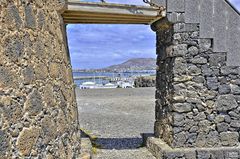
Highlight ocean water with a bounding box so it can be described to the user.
[73,71,155,86]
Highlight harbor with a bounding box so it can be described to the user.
[73,70,156,89]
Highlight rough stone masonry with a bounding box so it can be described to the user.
[0,0,81,158]
[1,0,240,159]
[148,0,240,158]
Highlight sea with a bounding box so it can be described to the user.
[73,70,156,86]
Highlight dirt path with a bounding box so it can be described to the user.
[76,87,156,159]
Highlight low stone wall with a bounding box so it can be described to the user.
[0,1,81,158]
[134,76,156,87]
[147,137,240,159]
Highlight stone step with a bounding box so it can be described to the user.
[80,137,93,159]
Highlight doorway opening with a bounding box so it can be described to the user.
[66,23,157,158]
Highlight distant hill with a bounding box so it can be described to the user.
[101,58,156,72]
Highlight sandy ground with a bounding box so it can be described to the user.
[76,87,156,159]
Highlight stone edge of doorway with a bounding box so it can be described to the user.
[146,137,240,159]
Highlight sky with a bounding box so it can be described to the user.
[67,0,240,69]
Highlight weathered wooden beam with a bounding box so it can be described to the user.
[63,1,165,24]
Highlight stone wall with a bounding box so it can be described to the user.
[150,2,240,158]
[0,1,81,158]
[149,14,240,159]
[155,18,240,148]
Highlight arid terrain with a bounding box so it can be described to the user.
[76,87,156,159]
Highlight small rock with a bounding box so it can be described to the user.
[215,95,238,112]
[221,66,239,75]
[206,77,219,90]
[217,123,229,132]
[195,112,206,121]
[218,84,231,94]
[172,103,192,113]
[231,84,240,95]
[220,132,239,146]
[188,46,199,56]
[230,120,240,128]
[191,57,207,64]
[24,89,43,116]
[209,53,226,67]
[172,44,188,57]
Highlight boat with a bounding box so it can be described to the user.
[102,83,118,89]
[80,81,118,89]
[80,82,98,89]
[117,81,134,88]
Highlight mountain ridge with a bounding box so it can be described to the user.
[101,58,156,72]
[72,58,156,72]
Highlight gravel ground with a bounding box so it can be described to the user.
[76,87,156,159]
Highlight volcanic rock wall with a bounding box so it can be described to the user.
[150,0,240,158]
[0,1,81,158]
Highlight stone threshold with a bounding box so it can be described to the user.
[80,137,93,159]
[146,137,240,159]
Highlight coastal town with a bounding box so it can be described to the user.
[72,58,156,89]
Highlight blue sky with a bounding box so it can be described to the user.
[67,0,240,69]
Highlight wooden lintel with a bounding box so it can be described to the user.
[63,1,165,24]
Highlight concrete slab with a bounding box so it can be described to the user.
[185,0,200,23]
[226,3,240,66]
[151,0,166,6]
[200,0,214,38]
[213,0,227,52]
[167,0,185,12]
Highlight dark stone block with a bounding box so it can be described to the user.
[217,123,229,132]
[22,67,35,84]
[220,132,239,146]
[215,95,238,112]
[206,77,219,90]
[231,85,240,95]
[209,53,226,67]
[0,130,9,156]
[24,89,43,116]
[221,66,239,75]
[24,4,36,29]
[4,36,24,62]
[199,39,212,52]
[6,5,22,28]
[218,84,231,94]
[197,149,211,159]
[37,10,45,29]
[0,66,14,87]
